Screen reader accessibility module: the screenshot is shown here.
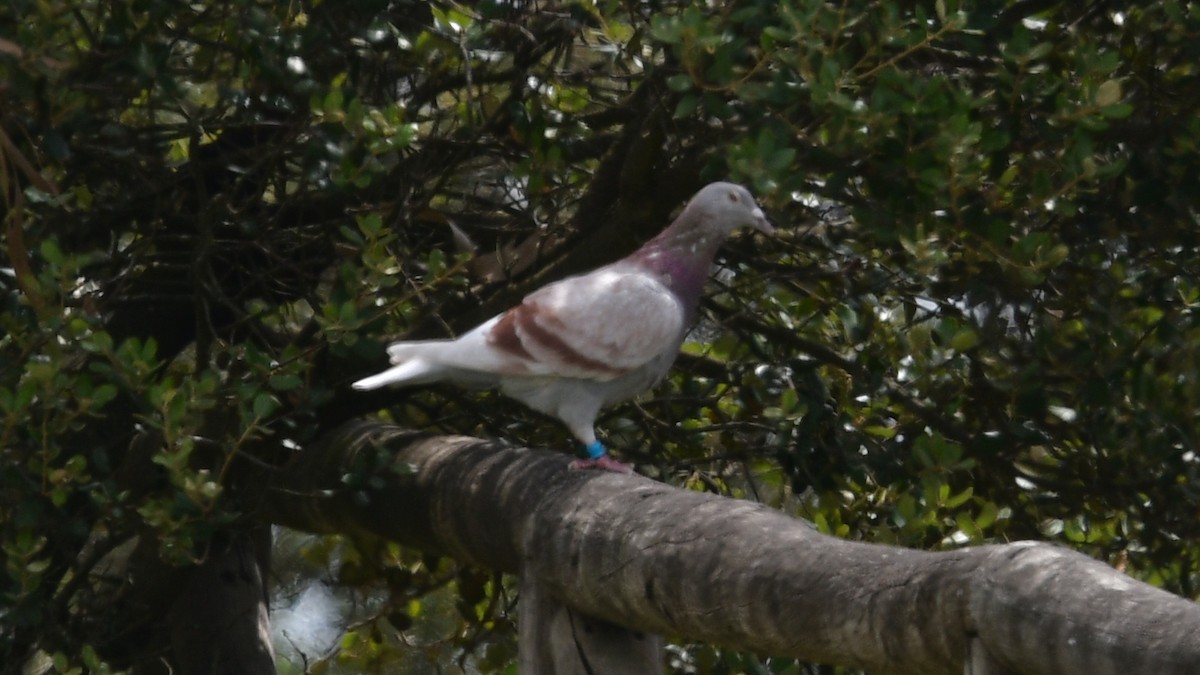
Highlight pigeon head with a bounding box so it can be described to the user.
[638,180,777,255]
[627,181,773,312]
[685,181,775,237]
[634,181,773,265]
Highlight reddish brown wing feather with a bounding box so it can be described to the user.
[484,268,685,381]
[487,308,534,360]
[489,302,625,375]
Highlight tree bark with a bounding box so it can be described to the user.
[79,526,276,675]
[263,421,1200,674]
[518,574,663,674]
[166,527,276,675]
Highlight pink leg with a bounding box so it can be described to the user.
[568,455,634,474]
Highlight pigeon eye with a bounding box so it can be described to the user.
[728,192,739,203]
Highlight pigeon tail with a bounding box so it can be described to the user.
[351,359,441,390]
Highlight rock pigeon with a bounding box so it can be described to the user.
[352,182,773,472]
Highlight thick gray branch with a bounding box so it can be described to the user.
[264,421,1200,674]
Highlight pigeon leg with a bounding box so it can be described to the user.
[568,440,634,474]
[560,409,634,473]
[570,454,634,473]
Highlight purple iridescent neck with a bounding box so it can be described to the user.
[626,212,726,320]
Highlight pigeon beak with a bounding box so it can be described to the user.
[751,207,775,236]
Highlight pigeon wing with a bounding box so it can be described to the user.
[485,267,686,381]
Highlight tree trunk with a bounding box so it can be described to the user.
[263,421,1200,675]
[166,527,276,675]
[82,526,276,675]
[518,574,663,674]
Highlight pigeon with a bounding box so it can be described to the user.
[352,182,773,472]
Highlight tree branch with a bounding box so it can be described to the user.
[264,421,1200,674]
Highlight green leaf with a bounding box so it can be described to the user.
[955,512,978,539]
[1095,79,1122,107]
[674,94,698,119]
[83,330,114,353]
[945,486,974,509]
[950,327,979,351]
[667,73,694,92]
[91,384,118,407]
[357,212,383,237]
[40,239,64,266]
[974,502,999,530]
[426,248,447,277]
[252,393,279,419]
[863,425,897,438]
[269,373,304,392]
[1100,102,1134,119]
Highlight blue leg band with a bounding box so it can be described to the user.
[585,440,607,459]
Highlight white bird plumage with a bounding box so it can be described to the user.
[352,181,773,472]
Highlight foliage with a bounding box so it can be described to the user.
[2,0,1199,672]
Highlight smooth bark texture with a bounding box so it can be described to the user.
[264,421,1200,674]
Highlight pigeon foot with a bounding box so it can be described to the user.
[569,455,634,474]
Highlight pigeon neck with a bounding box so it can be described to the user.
[629,217,724,313]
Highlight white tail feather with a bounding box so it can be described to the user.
[386,341,433,362]
[354,317,514,391]
[351,358,440,390]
